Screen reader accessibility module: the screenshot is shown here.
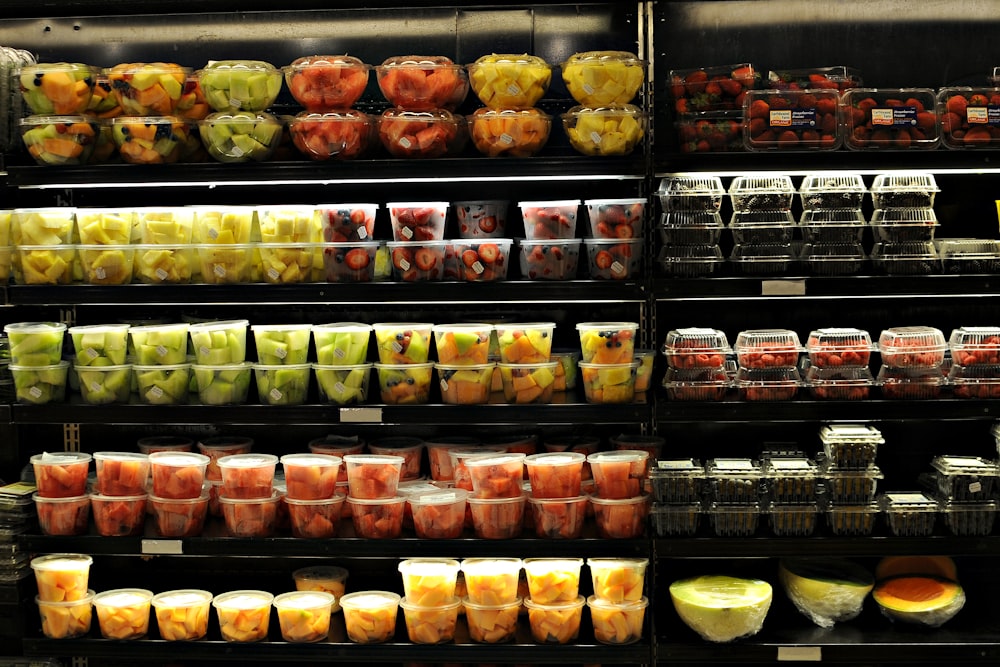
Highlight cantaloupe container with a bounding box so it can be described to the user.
[212,590,274,642]
[151,589,212,640]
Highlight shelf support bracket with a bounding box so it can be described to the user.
[63,423,81,452]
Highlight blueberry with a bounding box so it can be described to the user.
[32,76,42,87]
[406,377,415,385]
[335,253,345,264]
[98,81,111,92]
[442,370,455,380]
[154,124,171,139]
[395,333,404,341]
[112,79,130,91]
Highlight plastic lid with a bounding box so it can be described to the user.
[470,53,550,66]
[707,458,762,476]
[880,492,938,511]
[870,172,940,193]
[286,55,367,69]
[561,103,644,118]
[800,209,867,225]
[820,424,885,443]
[657,176,725,198]
[663,327,731,354]
[870,208,939,226]
[728,174,796,195]
[652,459,704,474]
[730,210,796,227]
[734,328,803,351]
[151,589,213,607]
[930,455,999,477]
[799,173,867,194]
[806,328,875,350]
[563,50,642,66]
[763,457,818,476]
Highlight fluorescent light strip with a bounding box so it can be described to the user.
[659,167,1000,178]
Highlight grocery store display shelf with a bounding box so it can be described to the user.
[3,280,647,306]
[655,397,1000,423]
[652,275,1000,300]
[655,536,1000,558]
[5,156,646,189]
[10,395,652,426]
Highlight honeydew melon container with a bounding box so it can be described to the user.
[251,323,313,365]
[129,322,190,365]
[196,60,283,112]
[69,323,130,366]
[253,362,311,405]
[188,319,249,365]
[192,361,253,405]
[5,321,67,366]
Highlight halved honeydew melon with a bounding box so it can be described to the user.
[778,558,873,628]
[669,575,772,643]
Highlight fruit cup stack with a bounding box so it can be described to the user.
[132,207,198,285]
[249,321,312,407]
[516,200,581,282]
[432,323,495,405]
[661,327,733,403]
[386,202,450,282]
[733,328,804,402]
[875,326,948,400]
[189,319,253,406]
[283,55,374,161]
[649,457,707,537]
[522,558,586,644]
[655,176,725,278]
[397,558,463,644]
[466,53,553,159]
[147,449,211,537]
[923,454,999,537]
[372,322,434,404]
[559,51,647,157]
[586,557,649,645]
[464,452,527,539]
[5,321,69,405]
[668,61,757,154]
[30,449,92,536]
[798,172,869,276]
[10,207,77,286]
[447,208,513,282]
[311,322,373,406]
[31,553,95,639]
[189,204,256,284]
[869,172,942,275]
[195,60,284,164]
[495,322,559,404]
[253,205,322,285]
[583,197,646,281]
[727,174,798,276]
[70,322,132,406]
[522,452,587,539]
[948,326,1000,398]
[280,452,344,538]
[705,457,765,537]
[375,54,467,159]
[216,452,281,537]
[90,451,150,537]
[343,453,406,539]
[762,455,820,537]
[316,203,381,283]
[586,450,651,539]
[576,321,640,404]
[820,424,886,538]
[803,327,878,401]
[130,321,190,405]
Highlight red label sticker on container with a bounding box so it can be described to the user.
[871,106,917,127]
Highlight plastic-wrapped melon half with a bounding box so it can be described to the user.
[778,558,874,628]
[873,555,965,628]
[669,574,772,643]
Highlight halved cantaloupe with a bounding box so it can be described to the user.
[669,575,772,643]
[873,575,965,628]
[779,558,874,628]
[875,555,958,583]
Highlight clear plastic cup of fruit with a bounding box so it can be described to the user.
[273,590,334,643]
[467,53,551,108]
[454,200,508,239]
[527,495,589,539]
[425,437,480,481]
[522,558,584,604]
[524,452,586,499]
[376,55,468,110]
[106,62,190,115]
[467,494,525,539]
[219,491,281,538]
[248,324,311,366]
[633,349,655,392]
[434,363,493,405]
[317,203,378,242]
[588,595,648,645]
[561,50,645,106]
[340,591,400,644]
[285,495,345,538]
[288,110,375,161]
[188,319,248,365]
[212,590,274,643]
[132,244,196,285]
[588,450,650,500]
[387,241,448,282]
[460,558,522,605]
[17,62,101,114]
[90,492,147,536]
[191,363,252,406]
[468,107,552,158]
[33,493,90,536]
[280,453,342,500]
[584,238,643,280]
[451,239,512,282]
[10,207,76,248]
[92,451,149,496]
[519,200,581,240]
[464,452,526,499]
[5,322,67,366]
[399,595,462,644]
[255,205,320,244]
[93,588,153,640]
[321,241,380,282]
[497,361,560,404]
[30,451,91,498]
[69,324,130,367]
[312,322,372,366]
[133,207,194,244]
[149,492,210,537]
[77,244,135,285]
[495,322,556,363]
[133,362,190,405]
[110,116,192,164]
[398,558,460,603]
[374,362,434,404]
[347,495,405,538]
[36,590,95,639]
[216,453,277,499]
[10,361,69,404]
[343,454,404,499]
[587,557,649,604]
[253,363,311,406]
[463,595,520,643]
[74,207,134,245]
[130,322,190,365]
[432,323,492,365]
[148,451,210,499]
[19,115,102,165]
[577,322,639,364]
[31,553,93,602]
[198,435,254,480]
[373,322,434,364]
[368,436,424,480]
[136,435,193,455]
[562,104,646,156]
[14,245,76,285]
[517,239,582,280]
[314,362,372,405]
[447,447,508,492]
[584,198,646,239]
[378,109,463,158]
[293,565,349,613]
[190,205,255,244]
[253,242,318,284]
[198,110,282,163]
[408,488,468,539]
[151,589,213,640]
[590,493,650,539]
[610,433,665,459]
[524,595,585,644]
[197,59,282,112]
[284,55,370,110]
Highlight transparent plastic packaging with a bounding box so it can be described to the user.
[742,89,841,151]
[880,492,938,537]
[669,62,760,113]
[709,502,761,536]
[734,329,803,368]
[729,243,797,276]
[802,243,867,276]
[937,239,1000,274]
[767,502,819,537]
[798,173,867,209]
[870,208,939,243]
[650,503,702,536]
[763,458,819,504]
[805,328,875,368]
[878,326,947,367]
[649,459,706,504]
[804,365,876,400]
[820,424,883,469]
[799,209,867,244]
[878,365,947,399]
[656,244,725,277]
[941,500,997,536]
[729,210,796,245]
[706,458,763,504]
[659,211,725,245]
[948,363,1000,399]
[821,464,884,504]
[842,89,940,151]
[825,503,879,536]
[728,174,796,211]
[930,455,999,502]
[869,172,940,208]
[662,366,732,401]
[656,176,725,212]
[662,328,731,370]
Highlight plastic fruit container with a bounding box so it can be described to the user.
[523,452,585,499]
[947,326,1000,366]
[842,88,940,150]
[148,451,210,499]
[386,202,448,242]
[10,207,76,247]
[194,243,253,283]
[76,244,134,285]
[941,500,997,536]
[15,245,75,285]
[74,208,133,245]
[283,55,370,110]
[386,240,446,282]
[931,455,999,502]
[526,494,588,539]
[577,322,638,364]
[878,326,946,367]
[806,241,867,276]
[498,362,559,404]
[464,453,526,499]
[151,589,213,640]
[522,558,583,604]
[610,434,664,459]
[197,60,282,112]
[708,502,761,536]
[249,324,311,366]
[735,366,802,401]
[493,323,555,365]
[799,172,867,209]
[877,365,947,399]
[36,590,95,639]
[871,241,940,275]
[90,492,147,536]
[524,595,585,644]
[341,453,402,499]
[312,322,371,366]
[149,493,209,537]
[588,450,649,500]
[657,176,726,212]
[468,107,552,157]
[219,491,281,538]
[340,591,400,643]
[216,453,277,499]
[825,503,879,536]
[448,447,508,492]
[561,50,644,106]
[110,116,191,164]
[804,365,876,400]
[767,64,862,91]
[256,240,319,282]
[316,204,378,243]
[93,451,150,496]
[255,205,319,245]
[587,557,648,604]
[425,437,479,481]
[662,328,730,370]
[31,451,91,498]
[467,494,525,539]
[584,198,645,239]
[313,363,371,405]
[454,200,508,239]
[408,488,468,539]
[212,590,274,643]
[669,63,759,113]
[662,366,731,401]
[130,322,190,366]
[562,104,645,155]
[431,323,492,366]
[284,495,345,538]
[743,88,841,150]
[280,453,342,501]
[584,239,643,279]
[132,207,193,245]
[805,328,875,368]
[320,241,378,282]
[377,108,462,158]
[728,174,795,211]
[519,200,580,240]
[93,588,153,640]
[133,363,190,405]
[949,363,1000,398]
[463,596,520,643]
[70,324,130,367]
[460,557,522,605]
[588,595,647,645]
[188,320,248,365]
[197,435,253,481]
[734,329,802,368]
[870,208,939,243]
[273,591,334,643]
[398,558,461,604]
[799,209,867,246]
[376,55,467,110]
[17,62,101,114]
[467,53,551,108]
[33,493,90,535]
[552,350,581,391]
[190,206,255,244]
[450,239,512,281]
[729,210,796,245]
[198,111,282,163]
[253,363,310,406]
[31,553,93,602]
[937,239,1000,274]
[871,172,940,208]
[590,494,650,538]
[373,324,433,365]
[107,63,190,115]
[367,436,423,481]
[517,239,581,280]
[293,565,349,613]
[580,361,639,404]
[374,362,433,404]
[347,495,405,538]
[937,87,1000,148]
[5,322,67,367]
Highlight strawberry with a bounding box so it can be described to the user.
[819,133,837,149]
[615,224,634,239]
[819,113,837,133]
[970,93,989,106]
[344,248,370,270]
[800,129,819,146]
[894,129,912,148]
[964,127,993,145]
[461,249,480,267]
[478,216,497,234]
[414,246,439,271]
[718,77,743,97]
[675,98,691,114]
[946,95,968,116]
[870,129,893,146]
[916,111,937,131]
[815,97,836,115]
[705,81,722,97]
[684,69,708,94]
[776,130,798,145]
[748,99,770,118]
[593,250,614,270]
[941,112,963,134]
[478,243,500,264]
[730,66,755,86]
[670,75,686,99]
[797,93,817,109]
[391,246,413,269]
[857,97,878,114]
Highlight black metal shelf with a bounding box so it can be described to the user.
[652,275,1000,300]
[3,280,646,307]
[655,536,1000,559]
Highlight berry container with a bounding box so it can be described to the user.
[880,492,938,537]
[799,209,867,245]
[869,172,940,208]
[878,326,946,368]
[656,176,725,212]
[659,211,725,246]
[798,172,867,209]
[728,174,795,211]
